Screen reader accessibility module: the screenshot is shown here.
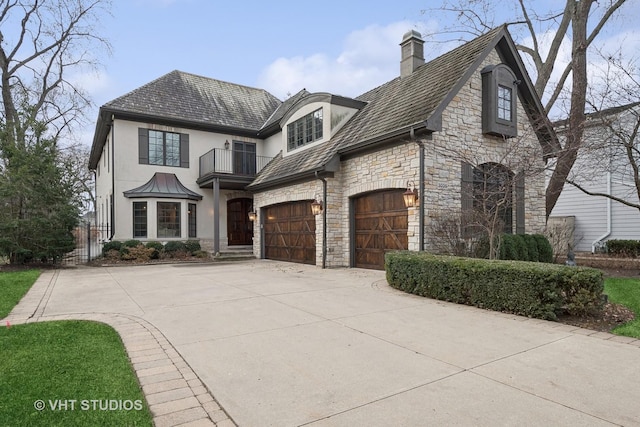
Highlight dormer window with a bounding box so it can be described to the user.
[482,64,517,138]
[287,108,323,151]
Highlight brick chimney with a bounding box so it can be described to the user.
[400,30,425,78]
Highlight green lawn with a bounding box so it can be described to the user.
[0,320,153,426]
[0,269,41,318]
[0,270,153,426]
[605,277,640,338]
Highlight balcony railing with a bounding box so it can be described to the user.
[199,148,273,179]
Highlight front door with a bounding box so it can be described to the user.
[227,198,253,246]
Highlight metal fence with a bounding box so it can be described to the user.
[61,222,110,266]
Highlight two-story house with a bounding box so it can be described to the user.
[89,25,558,269]
[550,102,640,252]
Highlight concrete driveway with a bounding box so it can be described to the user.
[12,260,640,426]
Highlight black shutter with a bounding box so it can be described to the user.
[515,171,525,234]
[180,133,189,168]
[461,162,474,237]
[138,128,149,164]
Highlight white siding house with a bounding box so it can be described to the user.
[550,102,640,252]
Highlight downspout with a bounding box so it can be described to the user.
[418,139,425,251]
[412,127,424,251]
[592,171,612,252]
[315,171,327,269]
[110,116,115,240]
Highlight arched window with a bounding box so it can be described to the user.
[461,162,525,237]
[473,163,514,233]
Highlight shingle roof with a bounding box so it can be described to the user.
[103,70,282,131]
[249,26,507,189]
[90,70,283,169]
[260,89,311,131]
[123,172,202,200]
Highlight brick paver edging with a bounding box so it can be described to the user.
[3,269,236,427]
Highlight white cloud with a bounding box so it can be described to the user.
[257,21,433,99]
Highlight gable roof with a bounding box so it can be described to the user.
[249,25,559,190]
[89,71,281,169]
[554,101,640,129]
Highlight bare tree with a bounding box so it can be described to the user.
[429,131,547,259]
[0,0,111,152]
[561,51,640,212]
[0,0,110,263]
[423,0,630,217]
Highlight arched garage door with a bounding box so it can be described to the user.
[353,189,408,269]
[264,201,316,265]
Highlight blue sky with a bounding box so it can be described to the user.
[87,0,433,103]
[76,0,640,145]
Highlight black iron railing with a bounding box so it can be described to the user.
[199,148,273,178]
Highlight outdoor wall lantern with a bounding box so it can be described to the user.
[311,196,323,215]
[403,181,419,208]
[248,211,257,221]
[224,140,230,150]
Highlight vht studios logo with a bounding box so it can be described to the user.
[34,399,143,411]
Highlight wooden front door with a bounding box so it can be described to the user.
[353,189,408,270]
[227,198,253,246]
[264,201,316,265]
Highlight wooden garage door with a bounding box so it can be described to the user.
[264,201,316,265]
[354,189,408,269]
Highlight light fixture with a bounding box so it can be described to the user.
[403,181,419,208]
[224,140,230,150]
[311,196,323,215]
[248,211,257,221]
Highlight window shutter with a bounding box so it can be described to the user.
[180,133,190,168]
[515,171,525,234]
[461,162,474,236]
[138,128,149,164]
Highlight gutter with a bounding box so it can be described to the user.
[592,171,612,252]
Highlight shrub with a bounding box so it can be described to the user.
[123,239,142,248]
[145,241,164,259]
[499,234,518,260]
[184,240,201,254]
[606,240,640,257]
[385,251,604,320]
[164,241,187,254]
[104,249,121,261]
[512,234,530,261]
[471,235,491,259]
[523,234,539,262]
[120,245,155,262]
[533,234,554,263]
[193,250,210,259]
[102,240,123,256]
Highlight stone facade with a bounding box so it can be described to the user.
[253,49,547,267]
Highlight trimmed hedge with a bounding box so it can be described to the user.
[184,240,201,254]
[164,240,187,253]
[533,234,553,263]
[606,239,640,257]
[102,240,123,255]
[385,251,604,320]
[497,233,553,263]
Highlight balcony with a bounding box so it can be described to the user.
[198,148,273,189]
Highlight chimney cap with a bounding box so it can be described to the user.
[401,30,423,44]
